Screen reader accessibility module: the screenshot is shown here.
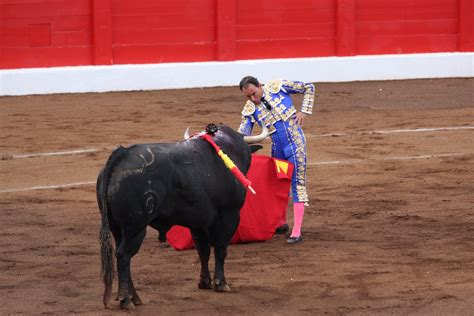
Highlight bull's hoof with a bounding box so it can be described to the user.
[213,279,231,292]
[275,224,289,234]
[132,294,143,306]
[198,276,212,290]
[119,297,133,309]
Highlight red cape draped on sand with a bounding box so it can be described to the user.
[166,154,294,250]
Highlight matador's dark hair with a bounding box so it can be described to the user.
[239,76,260,90]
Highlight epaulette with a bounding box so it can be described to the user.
[264,79,283,94]
[241,101,256,116]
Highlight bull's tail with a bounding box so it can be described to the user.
[99,203,114,308]
[97,146,128,308]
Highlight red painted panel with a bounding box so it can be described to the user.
[236,38,336,60]
[357,19,458,36]
[28,23,51,47]
[458,0,474,51]
[3,20,39,46]
[235,0,337,59]
[111,0,216,39]
[111,0,214,14]
[217,0,236,61]
[356,7,457,21]
[112,9,215,27]
[337,0,356,56]
[2,16,91,46]
[112,21,215,44]
[51,29,91,46]
[237,23,335,40]
[2,0,90,18]
[112,43,217,64]
[236,0,335,14]
[356,0,455,10]
[92,0,112,65]
[2,47,92,68]
[236,0,336,28]
[237,7,336,25]
[1,0,92,69]
[1,0,472,69]
[355,0,459,54]
[110,0,216,62]
[357,34,458,55]
[356,1,457,21]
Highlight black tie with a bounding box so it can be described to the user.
[261,97,271,110]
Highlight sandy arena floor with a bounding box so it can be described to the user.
[0,78,473,314]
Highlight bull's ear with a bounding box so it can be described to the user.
[249,145,263,153]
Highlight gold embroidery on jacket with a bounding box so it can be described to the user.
[241,100,256,116]
[288,122,308,202]
[264,79,282,94]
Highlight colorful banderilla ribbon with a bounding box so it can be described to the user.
[200,133,255,194]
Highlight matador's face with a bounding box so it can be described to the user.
[242,83,263,105]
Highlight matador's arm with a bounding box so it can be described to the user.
[281,79,315,115]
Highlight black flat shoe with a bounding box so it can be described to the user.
[275,224,289,234]
[286,236,303,244]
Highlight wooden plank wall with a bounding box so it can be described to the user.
[111,0,216,64]
[356,0,459,54]
[1,0,472,69]
[235,0,337,59]
[1,0,92,68]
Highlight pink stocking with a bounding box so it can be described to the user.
[290,202,305,237]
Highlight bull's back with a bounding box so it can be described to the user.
[102,138,249,228]
[172,140,248,208]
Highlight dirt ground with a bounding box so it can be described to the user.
[1,78,473,315]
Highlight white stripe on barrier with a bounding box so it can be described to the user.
[2,53,473,96]
[1,152,471,194]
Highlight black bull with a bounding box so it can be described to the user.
[97,124,267,308]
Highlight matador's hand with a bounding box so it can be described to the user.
[295,112,307,126]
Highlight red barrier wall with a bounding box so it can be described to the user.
[1,0,473,69]
[1,0,93,68]
[356,0,458,55]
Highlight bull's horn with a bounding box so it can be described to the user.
[243,125,269,144]
[184,127,191,140]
